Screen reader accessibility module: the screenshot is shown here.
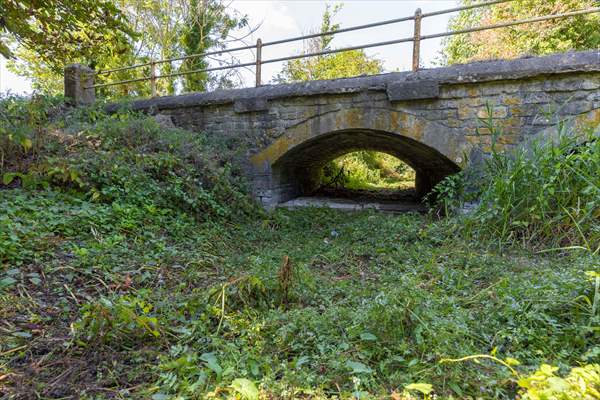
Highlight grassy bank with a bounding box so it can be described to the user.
[1,96,598,399]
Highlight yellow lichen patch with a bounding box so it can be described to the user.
[497,135,521,145]
[251,135,294,166]
[503,97,521,106]
[345,108,364,128]
[477,106,508,119]
[467,87,480,97]
[458,105,476,120]
[465,135,481,144]
[409,119,425,141]
[574,108,600,133]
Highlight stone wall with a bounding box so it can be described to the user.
[105,50,600,207]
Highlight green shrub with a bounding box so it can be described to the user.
[0,95,258,222]
[430,110,599,251]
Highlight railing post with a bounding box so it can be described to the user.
[64,64,95,106]
[150,60,157,97]
[255,38,262,87]
[412,8,422,71]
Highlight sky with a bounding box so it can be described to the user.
[0,0,459,94]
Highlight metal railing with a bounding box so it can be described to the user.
[87,0,600,95]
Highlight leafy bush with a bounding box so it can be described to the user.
[0,94,63,172]
[430,110,599,251]
[0,95,257,222]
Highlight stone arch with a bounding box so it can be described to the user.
[250,107,467,206]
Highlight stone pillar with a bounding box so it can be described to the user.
[64,64,95,106]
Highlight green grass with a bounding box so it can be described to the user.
[0,96,598,399]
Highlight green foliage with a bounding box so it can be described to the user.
[434,354,599,399]
[276,4,382,83]
[425,172,468,216]
[322,151,415,190]
[0,0,132,65]
[0,96,257,230]
[467,131,600,251]
[0,94,62,171]
[278,50,383,83]
[429,105,600,251]
[180,0,248,92]
[7,0,248,97]
[519,363,600,399]
[441,0,600,65]
[74,294,162,346]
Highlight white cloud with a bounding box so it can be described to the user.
[233,1,299,36]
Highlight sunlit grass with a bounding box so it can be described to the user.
[323,151,415,191]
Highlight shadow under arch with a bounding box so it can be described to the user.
[271,128,460,202]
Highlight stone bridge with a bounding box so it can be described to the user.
[99,51,600,207]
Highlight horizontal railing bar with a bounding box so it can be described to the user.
[421,7,600,41]
[89,6,600,89]
[261,16,415,48]
[262,37,415,65]
[263,0,516,48]
[96,63,153,75]
[96,0,514,75]
[97,43,258,75]
[90,76,151,88]
[89,37,418,88]
[153,61,257,80]
[150,43,257,68]
[421,0,512,18]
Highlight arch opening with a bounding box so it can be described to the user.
[270,129,460,209]
[317,150,416,201]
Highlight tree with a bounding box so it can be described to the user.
[276,4,382,83]
[0,0,132,68]
[5,0,250,97]
[181,0,248,92]
[441,0,600,65]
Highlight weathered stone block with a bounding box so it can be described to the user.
[387,80,439,101]
[560,101,594,115]
[458,105,477,120]
[543,78,600,92]
[502,96,521,106]
[234,98,269,113]
[477,106,508,119]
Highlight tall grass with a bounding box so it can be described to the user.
[465,125,600,251]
